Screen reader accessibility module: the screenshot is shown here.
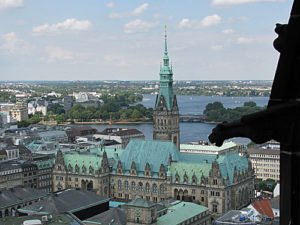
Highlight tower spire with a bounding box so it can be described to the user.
[163,25,169,67]
[164,25,168,54]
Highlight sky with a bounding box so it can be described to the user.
[0,0,293,81]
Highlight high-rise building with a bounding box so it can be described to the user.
[153,28,180,149]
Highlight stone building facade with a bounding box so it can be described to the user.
[52,147,110,197]
[52,140,255,215]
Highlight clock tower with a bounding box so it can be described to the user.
[153,27,180,149]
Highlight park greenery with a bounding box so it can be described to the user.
[18,92,152,127]
[203,101,264,122]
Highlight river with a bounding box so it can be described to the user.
[92,95,269,145]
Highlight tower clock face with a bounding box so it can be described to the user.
[135,208,141,217]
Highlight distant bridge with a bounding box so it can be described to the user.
[179,114,206,122]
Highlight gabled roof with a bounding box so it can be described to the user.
[119,139,179,173]
[0,187,48,209]
[252,199,274,218]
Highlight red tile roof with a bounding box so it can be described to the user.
[252,199,274,218]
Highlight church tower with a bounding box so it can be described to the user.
[153,27,180,149]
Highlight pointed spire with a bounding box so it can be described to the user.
[163,25,169,67]
[164,25,168,54]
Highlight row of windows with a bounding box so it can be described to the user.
[253,163,279,168]
[117,180,166,194]
[210,191,221,197]
[250,154,279,159]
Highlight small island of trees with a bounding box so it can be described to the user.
[203,101,264,123]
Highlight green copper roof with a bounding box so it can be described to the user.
[156,27,175,111]
[119,139,179,173]
[157,202,208,225]
[34,159,54,170]
[64,151,101,175]
[173,151,250,185]
[217,152,249,184]
[170,162,211,183]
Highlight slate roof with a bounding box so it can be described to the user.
[0,213,84,225]
[119,139,180,173]
[126,198,156,208]
[18,189,109,214]
[0,187,48,209]
[84,208,126,225]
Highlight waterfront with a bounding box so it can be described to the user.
[92,95,269,145]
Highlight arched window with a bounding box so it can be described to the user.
[145,183,150,193]
[82,165,86,174]
[138,182,143,192]
[152,183,157,193]
[124,180,129,191]
[160,184,164,194]
[131,181,136,191]
[118,180,122,190]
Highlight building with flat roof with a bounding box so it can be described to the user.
[94,127,145,148]
[247,141,280,181]
[180,141,242,155]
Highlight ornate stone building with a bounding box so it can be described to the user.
[52,31,255,215]
[52,147,110,197]
[153,29,180,149]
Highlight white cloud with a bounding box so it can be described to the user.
[1,32,18,52]
[106,1,115,8]
[178,14,221,29]
[237,37,254,44]
[212,0,282,6]
[33,18,92,34]
[223,29,234,34]
[124,19,155,33]
[0,0,23,9]
[201,14,221,27]
[178,18,192,28]
[132,3,149,15]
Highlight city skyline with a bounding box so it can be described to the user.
[0,0,293,81]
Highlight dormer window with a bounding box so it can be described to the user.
[82,165,86,174]
[75,165,79,173]
[89,166,94,175]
